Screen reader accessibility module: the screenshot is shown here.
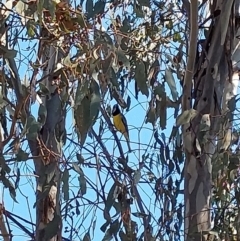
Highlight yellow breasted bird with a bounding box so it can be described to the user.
[112,104,131,152]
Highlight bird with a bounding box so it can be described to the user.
[112,104,131,152]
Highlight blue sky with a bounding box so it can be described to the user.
[0,0,187,240]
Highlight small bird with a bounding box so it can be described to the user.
[112,104,131,152]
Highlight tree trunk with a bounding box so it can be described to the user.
[183,1,238,240]
[30,28,67,241]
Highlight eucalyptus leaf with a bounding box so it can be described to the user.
[165,68,178,101]
[16,149,29,162]
[176,109,198,126]
[62,169,69,201]
[86,0,94,18]
[74,95,91,146]
[94,0,106,15]
[135,60,149,97]
[133,169,141,184]
[83,231,91,241]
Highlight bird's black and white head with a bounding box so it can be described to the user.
[112,104,120,116]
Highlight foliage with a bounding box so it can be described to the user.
[0,0,239,240]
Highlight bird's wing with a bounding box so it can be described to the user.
[120,113,129,135]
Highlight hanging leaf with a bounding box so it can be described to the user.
[62,169,69,201]
[138,0,150,7]
[165,68,178,101]
[132,212,148,218]
[16,148,29,162]
[110,219,120,235]
[104,182,117,219]
[134,3,144,18]
[86,0,94,18]
[102,229,112,241]
[75,79,89,106]
[90,80,101,125]
[133,169,141,184]
[83,231,91,241]
[39,82,50,95]
[94,0,106,15]
[76,153,85,164]
[145,103,156,127]
[72,163,87,195]
[156,93,167,130]
[0,155,11,173]
[116,50,130,69]
[38,104,47,125]
[74,95,91,145]
[0,46,17,59]
[126,96,131,112]
[15,168,20,189]
[135,60,149,97]
[25,115,41,141]
[78,173,87,196]
[176,109,198,126]
[100,221,110,233]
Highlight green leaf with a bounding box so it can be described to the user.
[86,0,94,19]
[0,46,17,59]
[165,68,178,101]
[15,168,20,189]
[119,230,128,240]
[104,183,117,219]
[100,221,110,233]
[138,0,150,7]
[73,163,87,195]
[110,219,120,235]
[83,231,91,241]
[133,169,141,184]
[63,55,72,67]
[38,104,47,125]
[26,20,36,38]
[78,173,87,196]
[132,212,148,218]
[9,185,18,203]
[43,214,61,239]
[39,82,50,95]
[75,79,89,106]
[102,229,112,241]
[145,104,156,127]
[1,174,18,203]
[94,0,106,15]
[62,169,69,201]
[24,115,41,141]
[135,60,149,97]
[126,96,131,111]
[90,80,101,124]
[0,154,11,173]
[156,94,167,130]
[16,149,29,162]
[43,0,56,18]
[75,11,86,28]
[74,95,91,146]
[76,153,85,164]
[176,109,198,126]
[116,49,130,69]
[134,3,144,18]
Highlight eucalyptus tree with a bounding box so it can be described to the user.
[2,0,240,241]
[181,0,240,240]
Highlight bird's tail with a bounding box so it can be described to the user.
[124,132,132,152]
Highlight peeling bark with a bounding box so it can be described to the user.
[33,30,67,241]
[183,1,238,240]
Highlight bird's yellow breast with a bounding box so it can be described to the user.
[113,114,126,134]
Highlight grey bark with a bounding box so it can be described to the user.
[183,0,238,240]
